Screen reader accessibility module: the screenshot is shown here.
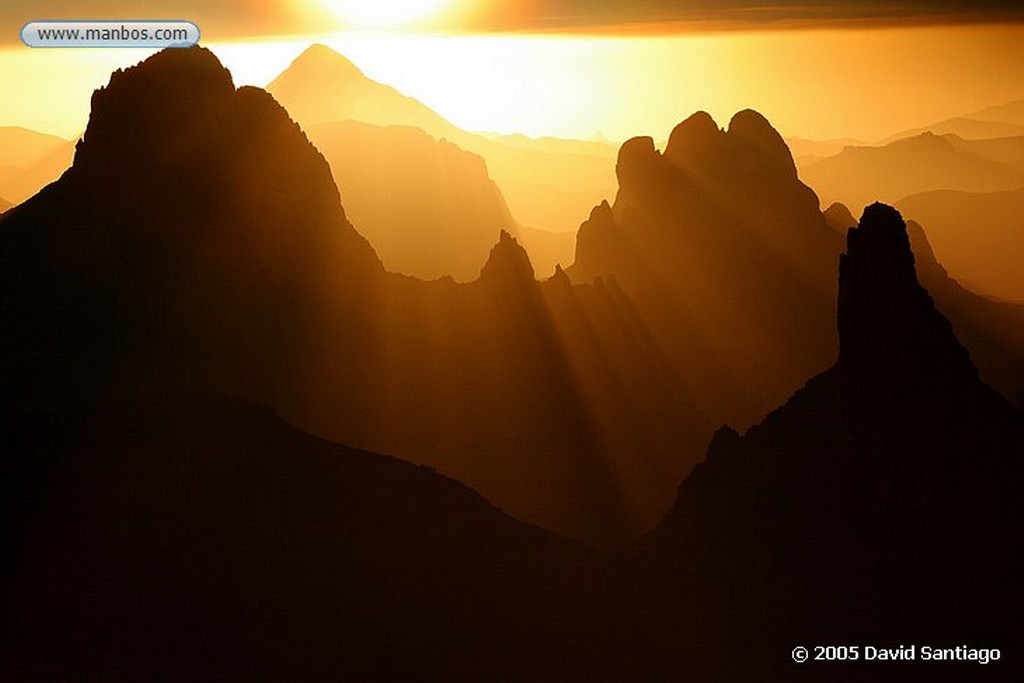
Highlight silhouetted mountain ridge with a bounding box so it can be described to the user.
[638,203,1022,680]
[0,47,382,414]
[572,110,842,431]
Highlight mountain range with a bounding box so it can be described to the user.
[2,44,1021,680]
[898,186,1024,301]
[0,126,75,205]
[4,46,1022,551]
[268,44,615,271]
[800,131,1024,211]
[306,118,517,281]
[0,47,696,545]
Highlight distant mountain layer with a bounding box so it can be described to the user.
[0,126,75,205]
[307,119,517,281]
[267,44,615,243]
[898,187,1024,302]
[884,98,1024,141]
[800,131,1024,210]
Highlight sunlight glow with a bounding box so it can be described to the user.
[322,0,452,30]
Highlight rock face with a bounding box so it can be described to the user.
[0,47,381,413]
[641,203,1022,680]
[1,393,596,680]
[837,203,977,392]
[572,110,844,432]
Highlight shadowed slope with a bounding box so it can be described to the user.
[1,392,598,680]
[572,110,844,432]
[640,203,1022,681]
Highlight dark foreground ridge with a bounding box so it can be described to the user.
[642,202,1022,680]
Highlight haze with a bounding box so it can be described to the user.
[2,17,1022,143]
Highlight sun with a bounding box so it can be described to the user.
[323,0,453,30]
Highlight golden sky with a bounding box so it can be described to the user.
[1,2,1023,143]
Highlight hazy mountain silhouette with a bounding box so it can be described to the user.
[898,187,1024,301]
[0,126,75,205]
[786,134,867,166]
[886,115,1024,141]
[886,97,1024,141]
[943,133,1024,170]
[801,131,1024,210]
[571,110,845,431]
[0,195,10,212]
[967,97,1024,126]
[639,203,1022,680]
[307,119,517,281]
[268,44,615,264]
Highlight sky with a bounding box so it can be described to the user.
[1,1,1023,142]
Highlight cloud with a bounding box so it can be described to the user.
[462,1,1024,32]
[3,0,1022,45]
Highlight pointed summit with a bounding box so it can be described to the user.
[267,43,463,138]
[287,43,368,82]
[479,230,535,285]
[837,203,977,390]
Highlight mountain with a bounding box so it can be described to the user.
[944,133,1024,170]
[886,116,1024,142]
[0,126,76,205]
[1,392,599,679]
[267,44,615,252]
[306,119,517,281]
[826,201,1024,397]
[786,134,867,166]
[885,98,1024,141]
[898,187,1024,301]
[265,43,462,138]
[0,196,10,212]
[640,203,1022,680]
[967,97,1024,126]
[800,131,1024,210]
[570,110,845,431]
[0,46,382,416]
[0,46,695,546]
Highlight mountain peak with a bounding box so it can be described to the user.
[480,230,535,285]
[290,43,367,80]
[837,202,977,390]
[663,111,721,163]
[76,46,234,173]
[727,109,797,179]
